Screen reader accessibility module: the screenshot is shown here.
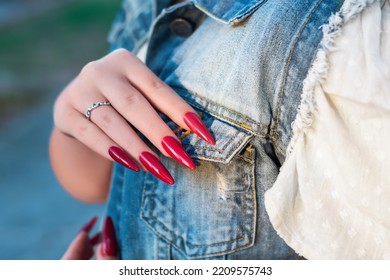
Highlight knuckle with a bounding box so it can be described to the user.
[81,60,104,77]
[122,90,143,108]
[150,78,166,91]
[110,48,133,61]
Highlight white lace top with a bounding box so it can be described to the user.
[265,0,390,259]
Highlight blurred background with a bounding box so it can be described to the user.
[0,0,121,259]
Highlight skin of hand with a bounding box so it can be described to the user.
[62,216,118,260]
[50,48,215,202]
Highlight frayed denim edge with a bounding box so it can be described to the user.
[286,0,378,157]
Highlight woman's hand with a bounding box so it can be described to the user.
[62,216,118,260]
[53,48,214,185]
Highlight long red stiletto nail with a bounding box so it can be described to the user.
[183,112,216,145]
[161,136,196,170]
[109,146,140,172]
[101,217,118,257]
[90,232,102,247]
[139,152,175,185]
[80,216,98,233]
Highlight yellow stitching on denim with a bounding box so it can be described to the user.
[173,127,182,134]
[173,88,267,136]
[238,143,255,164]
[239,123,252,130]
[174,87,256,122]
[181,130,192,139]
[173,126,193,141]
[238,154,255,165]
[173,87,263,129]
[203,109,254,132]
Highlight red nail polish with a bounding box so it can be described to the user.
[90,232,102,247]
[109,146,140,172]
[183,112,216,145]
[161,136,196,170]
[101,217,118,257]
[80,216,98,234]
[139,152,175,185]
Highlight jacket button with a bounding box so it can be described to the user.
[169,18,194,37]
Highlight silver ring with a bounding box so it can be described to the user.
[85,101,111,121]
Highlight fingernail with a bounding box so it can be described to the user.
[161,136,196,170]
[183,112,215,145]
[90,232,102,247]
[101,217,118,257]
[139,152,175,185]
[80,216,98,234]
[109,146,140,172]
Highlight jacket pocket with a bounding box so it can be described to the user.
[141,108,256,258]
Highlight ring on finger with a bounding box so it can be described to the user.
[85,101,111,121]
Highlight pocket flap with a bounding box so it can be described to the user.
[177,111,254,164]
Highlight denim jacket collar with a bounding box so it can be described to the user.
[193,0,267,25]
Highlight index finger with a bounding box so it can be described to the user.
[111,49,215,145]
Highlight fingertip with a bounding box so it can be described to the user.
[80,216,98,233]
[101,216,119,258]
[183,112,216,145]
[96,244,119,260]
[90,232,102,247]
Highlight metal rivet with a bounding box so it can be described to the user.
[169,18,194,37]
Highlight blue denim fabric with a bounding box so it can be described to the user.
[106,0,344,259]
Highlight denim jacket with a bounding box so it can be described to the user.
[106,0,344,259]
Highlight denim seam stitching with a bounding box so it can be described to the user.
[117,166,126,245]
[232,0,267,24]
[238,152,255,165]
[145,158,254,253]
[285,0,377,157]
[249,150,257,249]
[191,129,241,154]
[167,240,171,260]
[173,87,266,136]
[185,130,248,154]
[143,165,256,258]
[188,101,262,136]
[148,191,245,249]
[190,135,251,162]
[272,0,324,141]
[189,151,256,258]
[185,91,258,123]
[187,144,225,153]
[241,159,247,232]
